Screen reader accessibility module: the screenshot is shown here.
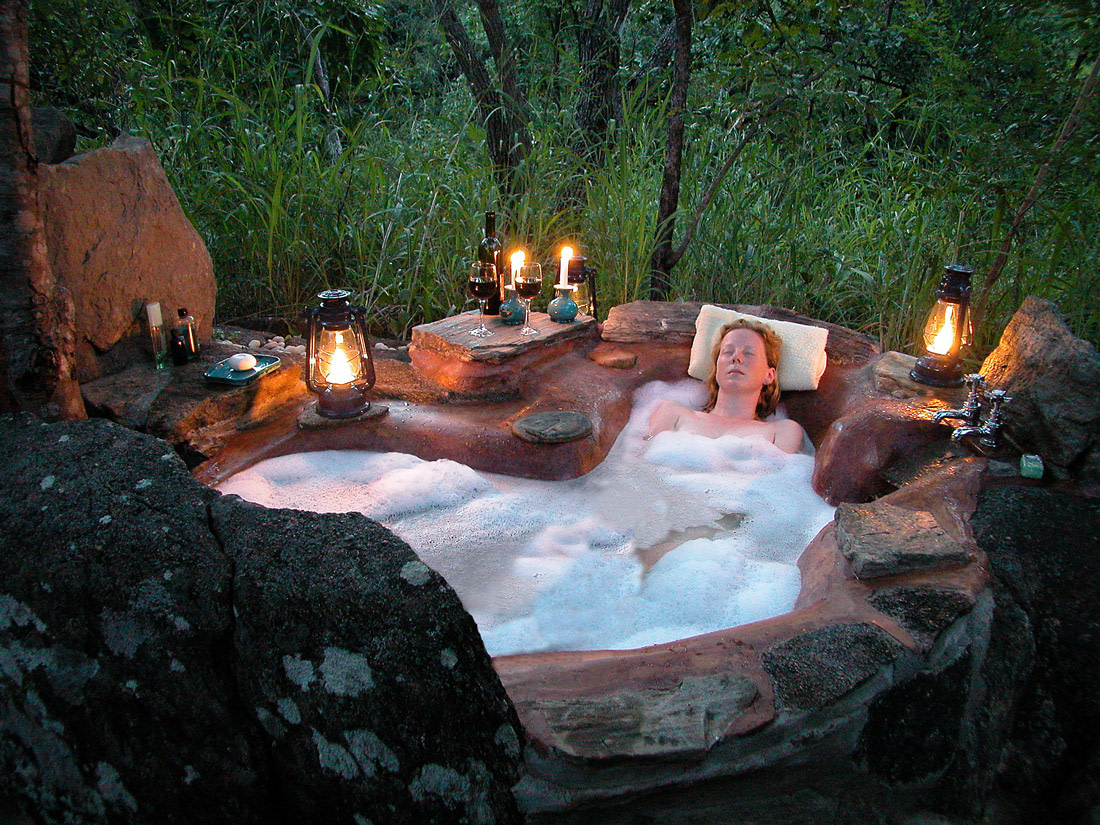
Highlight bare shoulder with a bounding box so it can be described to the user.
[648,399,692,437]
[772,418,806,454]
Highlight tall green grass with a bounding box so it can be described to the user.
[131,50,1100,357]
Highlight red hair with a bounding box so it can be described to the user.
[702,319,783,419]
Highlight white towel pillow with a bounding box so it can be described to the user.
[688,305,829,391]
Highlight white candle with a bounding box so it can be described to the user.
[145,301,163,328]
[559,246,573,287]
[510,250,525,289]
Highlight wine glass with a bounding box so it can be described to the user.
[514,262,543,336]
[468,261,496,338]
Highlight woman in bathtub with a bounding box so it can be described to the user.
[647,318,806,453]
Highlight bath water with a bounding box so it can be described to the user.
[216,380,835,655]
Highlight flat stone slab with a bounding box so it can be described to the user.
[835,501,970,579]
[762,623,905,710]
[81,363,175,427]
[511,411,593,444]
[521,671,759,759]
[588,345,637,369]
[873,350,968,401]
[297,402,389,429]
[410,310,596,364]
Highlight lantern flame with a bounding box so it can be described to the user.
[927,303,958,356]
[323,331,359,385]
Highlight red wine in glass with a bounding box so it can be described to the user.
[468,262,496,337]
[515,263,543,335]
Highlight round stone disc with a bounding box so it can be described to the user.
[511,411,593,444]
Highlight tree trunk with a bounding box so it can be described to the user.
[647,0,692,300]
[293,12,344,163]
[574,0,630,164]
[433,0,530,203]
[0,0,84,421]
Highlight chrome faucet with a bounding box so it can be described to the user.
[951,389,1012,448]
[933,373,986,426]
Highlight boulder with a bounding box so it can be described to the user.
[0,413,522,824]
[970,485,1100,821]
[980,297,1100,482]
[38,136,216,384]
[32,107,77,164]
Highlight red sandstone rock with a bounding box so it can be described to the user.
[39,135,216,383]
[588,344,637,369]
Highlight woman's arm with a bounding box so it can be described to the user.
[773,418,806,454]
[647,400,687,438]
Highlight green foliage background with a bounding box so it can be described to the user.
[30,0,1100,358]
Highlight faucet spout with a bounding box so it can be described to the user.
[933,373,986,428]
[950,425,985,442]
[933,409,970,424]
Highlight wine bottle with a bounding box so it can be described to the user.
[477,211,503,315]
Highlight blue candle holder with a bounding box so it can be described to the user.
[499,287,525,326]
[548,286,578,323]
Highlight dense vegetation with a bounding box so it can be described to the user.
[30,0,1100,359]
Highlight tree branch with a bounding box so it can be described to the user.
[669,68,824,270]
[979,51,1100,302]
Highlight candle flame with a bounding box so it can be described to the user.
[559,246,573,287]
[510,250,525,289]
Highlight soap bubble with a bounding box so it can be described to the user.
[218,379,835,655]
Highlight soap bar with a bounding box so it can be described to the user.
[228,353,258,372]
[1020,454,1044,479]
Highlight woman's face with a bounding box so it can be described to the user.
[715,328,776,394]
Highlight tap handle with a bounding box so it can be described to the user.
[964,373,985,390]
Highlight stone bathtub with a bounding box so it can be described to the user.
[190,301,996,822]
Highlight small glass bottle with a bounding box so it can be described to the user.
[145,302,169,370]
[169,328,189,365]
[176,308,199,359]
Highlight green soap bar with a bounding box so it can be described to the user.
[1020,454,1044,479]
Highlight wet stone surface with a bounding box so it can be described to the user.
[835,501,970,579]
[524,671,759,759]
[511,411,593,444]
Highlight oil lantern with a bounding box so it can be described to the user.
[304,289,376,418]
[910,264,973,387]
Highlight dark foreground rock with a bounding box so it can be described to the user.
[972,485,1100,824]
[0,414,522,824]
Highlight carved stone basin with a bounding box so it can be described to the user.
[180,302,1002,820]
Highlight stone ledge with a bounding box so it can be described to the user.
[835,501,971,579]
[519,671,759,759]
